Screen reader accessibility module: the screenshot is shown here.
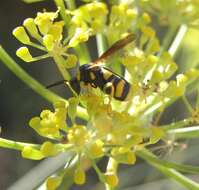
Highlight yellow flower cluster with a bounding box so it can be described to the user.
[29,101,67,139]
[140,0,199,27]
[11,1,199,189]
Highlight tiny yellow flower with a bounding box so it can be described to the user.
[22,146,44,160]
[74,167,86,185]
[88,139,104,158]
[141,26,155,38]
[46,176,62,190]
[142,12,151,24]
[13,26,30,44]
[104,172,119,187]
[40,141,58,157]
[68,28,90,47]
[150,126,165,144]
[34,11,58,35]
[64,55,77,69]
[23,18,41,40]
[16,47,33,62]
[43,34,54,51]
[176,74,188,86]
[67,125,90,146]
[29,117,41,129]
[48,21,65,41]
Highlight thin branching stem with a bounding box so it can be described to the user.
[0,138,40,150]
[137,149,199,190]
[96,34,107,57]
[182,95,194,114]
[167,126,199,139]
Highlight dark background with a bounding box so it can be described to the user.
[0,1,199,190]
[0,1,61,189]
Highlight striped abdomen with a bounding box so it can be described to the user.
[76,64,131,101]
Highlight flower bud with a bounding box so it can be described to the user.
[141,26,155,38]
[74,167,86,185]
[104,172,119,187]
[29,117,41,129]
[68,28,90,47]
[176,74,188,86]
[88,139,104,158]
[13,26,30,44]
[40,141,57,157]
[68,97,78,122]
[43,34,54,51]
[23,18,41,40]
[126,151,136,164]
[16,47,33,62]
[150,127,165,144]
[48,21,65,41]
[142,12,151,24]
[126,9,137,20]
[53,101,67,109]
[46,176,62,190]
[64,55,77,69]
[22,146,44,160]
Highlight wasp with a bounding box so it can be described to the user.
[48,34,135,101]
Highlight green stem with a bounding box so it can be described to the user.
[53,54,71,80]
[0,45,63,103]
[96,34,107,57]
[168,24,188,57]
[73,45,91,65]
[65,0,76,10]
[162,118,192,130]
[137,149,199,174]
[182,95,194,114]
[91,160,105,183]
[0,45,88,120]
[196,88,199,107]
[137,149,199,190]
[0,138,40,151]
[167,126,199,139]
[29,42,47,51]
[54,0,71,28]
[158,24,178,56]
[32,53,51,61]
[105,157,118,190]
[22,0,45,3]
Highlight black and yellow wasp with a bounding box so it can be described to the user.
[48,34,135,101]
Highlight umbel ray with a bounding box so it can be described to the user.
[47,34,135,101]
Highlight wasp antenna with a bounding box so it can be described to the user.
[46,80,67,89]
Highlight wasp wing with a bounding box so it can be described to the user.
[92,33,136,65]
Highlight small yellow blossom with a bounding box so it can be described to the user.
[74,167,86,185]
[43,34,55,51]
[23,18,41,40]
[22,146,44,160]
[16,47,33,62]
[104,172,119,187]
[13,26,30,44]
[46,176,62,190]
